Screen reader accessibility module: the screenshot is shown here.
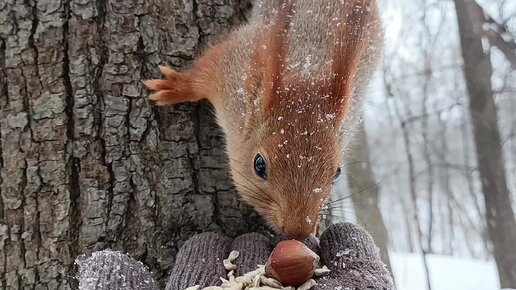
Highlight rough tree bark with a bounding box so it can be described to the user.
[454,0,516,287]
[346,119,393,275]
[0,0,273,288]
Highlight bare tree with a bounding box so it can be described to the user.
[454,0,516,287]
[346,118,393,275]
[419,0,437,254]
[0,1,272,288]
[435,111,454,255]
[385,77,432,290]
[397,116,432,290]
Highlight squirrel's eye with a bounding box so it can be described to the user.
[333,167,342,183]
[254,154,267,180]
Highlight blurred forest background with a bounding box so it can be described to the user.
[337,0,516,289]
[0,0,514,289]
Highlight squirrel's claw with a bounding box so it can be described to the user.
[143,79,169,91]
[158,65,176,78]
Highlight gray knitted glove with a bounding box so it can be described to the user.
[165,232,272,289]
[314,223,394,289]
[75,222,394,290]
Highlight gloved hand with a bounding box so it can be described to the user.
[75,222,394,290]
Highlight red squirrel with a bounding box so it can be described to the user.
[144,0,383,240]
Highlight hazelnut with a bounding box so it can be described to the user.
[265,240,320,286]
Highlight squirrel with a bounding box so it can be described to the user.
[144,0,383,240]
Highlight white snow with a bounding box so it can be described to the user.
[303,55,313,72]
[325,113,336,121]
[336,248,351,257]
[391,252,501,290]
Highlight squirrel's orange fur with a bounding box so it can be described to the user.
[144,0,382,240]
[143,39,230,107]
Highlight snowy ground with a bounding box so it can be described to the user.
[391,252,502,290]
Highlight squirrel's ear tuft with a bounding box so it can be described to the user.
[330,0,375,121]
[259,0,298,110]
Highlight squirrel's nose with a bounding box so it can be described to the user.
[281,219,315,241]
[285,228,312,241]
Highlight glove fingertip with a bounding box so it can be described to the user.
[166,232,232,290]
[304,234,320,254]
[76,250,159,290]
[231,233,272,275]
[319,222,382,270]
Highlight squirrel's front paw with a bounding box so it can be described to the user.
[144,65,199,106]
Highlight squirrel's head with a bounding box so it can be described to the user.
[228,0,376,240]
[228,77,346,240]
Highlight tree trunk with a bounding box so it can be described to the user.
[399,119,432,290]
[436,112,455,255]
[386,73,432,290]
[347,119,393,275]
[0,0,272,288]
[454,0,516,287]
